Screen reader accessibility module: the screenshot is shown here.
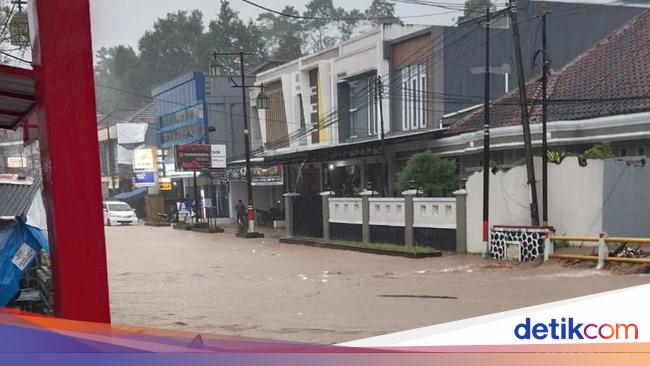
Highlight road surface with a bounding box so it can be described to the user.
[105,224,650,344]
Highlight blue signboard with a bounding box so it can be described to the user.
[133,171,155,187]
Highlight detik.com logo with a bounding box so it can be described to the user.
[514,318,638,340]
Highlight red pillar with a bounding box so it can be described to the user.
[30,0,111,323]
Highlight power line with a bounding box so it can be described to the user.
[0,49,31,64]
[240,0,464,20]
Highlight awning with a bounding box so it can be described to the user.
[113,187,148,201]
[0,65,35,130]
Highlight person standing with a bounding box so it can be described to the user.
[235,199,246,228]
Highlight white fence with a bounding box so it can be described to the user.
[413,198,456,229]
[369,198,405,227]
[329,196,457,229]
[329,198,363,224]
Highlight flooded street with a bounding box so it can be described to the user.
[106,225,650,344]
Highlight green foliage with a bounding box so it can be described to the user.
[94,45,147,112]
[546,150,567,165]
[463,0,495,19]
[273,33,303,60]
[579,142,615,160]
[205,1,265,74]
[365,0,401,26]
[93,0,403,113]
[138,10,207,87]
[398,151,458,197]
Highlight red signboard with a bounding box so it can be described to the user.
[175,144,211,171]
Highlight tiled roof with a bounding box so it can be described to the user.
[0,175,40,217]
[450,10,650,134]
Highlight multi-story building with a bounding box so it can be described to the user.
[248,0,643,200]
[97,104,156,199]
[151,71,255,218]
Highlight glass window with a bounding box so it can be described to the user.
[400,63,427,131]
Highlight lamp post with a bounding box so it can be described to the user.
[211,50,269,237]
[9,1,30,47]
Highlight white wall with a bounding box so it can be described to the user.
[369,198,405,226]
[465,157,604,253]
[329,198,363,224]
[413,198,456,229]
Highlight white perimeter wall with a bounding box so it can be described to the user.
[465,157,604,253]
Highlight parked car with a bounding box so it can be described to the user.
[102,201,138,226]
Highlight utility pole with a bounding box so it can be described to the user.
[212,49,266,237]
[376,75,389,196]
[106,117,116,195]
[541,5,550,227]
[238,50,256,235]
[482,7,491,255]
[509,0,540,226]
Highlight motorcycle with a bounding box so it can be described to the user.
[255,206,285,227]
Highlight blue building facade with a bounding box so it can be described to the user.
[152,71,210,148]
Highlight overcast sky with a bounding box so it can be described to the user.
[89,0,626,56]
[89,0,469,53]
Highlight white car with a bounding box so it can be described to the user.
[103,201,138,226]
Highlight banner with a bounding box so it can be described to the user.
[159,177,172,191]
[226,165,284,186]
[133,171,155,187]
[7,156,26,168]
[133,148,156,172]
[175,144,227,171]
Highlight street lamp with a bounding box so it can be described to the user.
[212,49,269,238]
[9,1,30,47]
[209,59,225,77]
[256,84,270,110]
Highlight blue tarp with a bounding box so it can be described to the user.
[113,187,148,201]
[0,216,48,306]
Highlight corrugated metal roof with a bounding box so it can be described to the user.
[0,65,34,130]
[0,175,40,217]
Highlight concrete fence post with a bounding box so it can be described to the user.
[320,191,335,241]
[360,195,370,244]
[543,232,553,262]
[597,232,608,270]
[283,192,300,239]
[402,190,416,250]
[453,189,468,254]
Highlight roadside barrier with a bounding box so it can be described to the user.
[544,233,650,269]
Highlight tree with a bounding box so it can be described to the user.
[365,0,401,26]
[398,151,458,197]
[94,46,147,113]
[205,1,265,73]
[273,33,303,60]
[302,0,368,53]
[257,5,304,58]
[137,10,206,91]
[463,0,495,19]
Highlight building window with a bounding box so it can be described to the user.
[401,63,427,131]
[309,69,320,144]
[348,76,379,138]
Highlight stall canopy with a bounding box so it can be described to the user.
[0,65,35,130]
[113,187,148,201]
